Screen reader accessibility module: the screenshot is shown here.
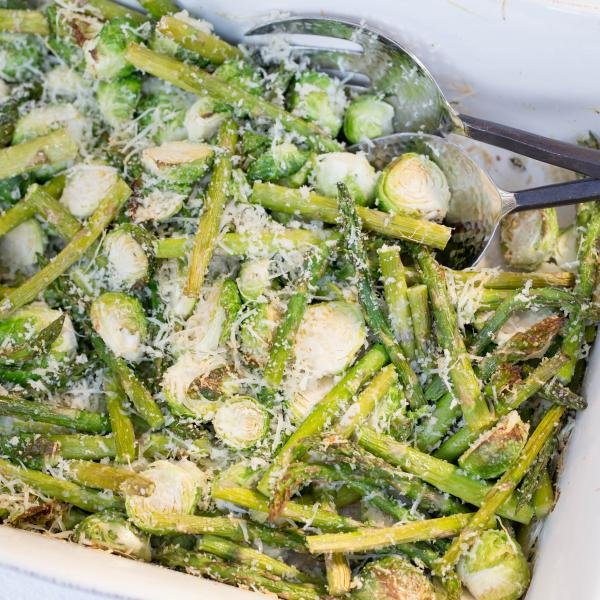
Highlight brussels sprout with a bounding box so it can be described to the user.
[141,141,214,188]
[131,189,186,223]
[0,218,46,275]
[184,96,228,142]
[90,292,148,362]
[60,163,119,219]
[213,59,262,96]
[73,511,151,561]
[43,66,86,103]
[238,301,282,367]
[457,529,530,600]
[343,95,395,144]
[12,103,91,148]
[246,142,309,183]
[125,459,210,531]
[494,309,555,347]
[97,74,142,129]
[212,395,270,450]
[83,17,142,80]
[0,302,77,360]
[289,71,347,136]
[377,152,450,221]
[352,556,436,600]
[236,258,272,302]
[0,33,44,82]
[313,152,378,206]
[458,412,529,479]
[138,85,191,144]
[553,224,578,272]
[500,208,559,270]
[156,259,197,319]
[292,301,366,381]
[102,225,150,289]
[162,353,231,420]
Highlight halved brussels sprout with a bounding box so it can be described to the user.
[246,142,309,183]
[289,71,347,136]
[500,208,559,270]
[156,259,197,320]
[0,302,77,360]
[131,189,186,223]
[0,80,9,100]
[12,103,90,147]
[162,353,229,420]
[352,555,436,600]
[102,225,150,290]
[141,141,214,187]
[238,301,282,367]
[494,309,555,347]
[138,85,191,144]
[90,292,148,362]
[214,59,263,96]
[457,529,530,600]
[343,95,395,144]
[236,258,272,302]
[313,152,378,206]
[125,459,210,531]
[458,411,529,479]
[44,66,86,101]
[0,33,45,83]
[292,301,366,381]
[377,152,450,221]
[184,96,228,142]
[97,74,142,129]
[83,17,142,80]
[553,224,578,272]
[73,511,151,561]
[212,396,270,450]
[60,163,119,219]
[0,219,46,275]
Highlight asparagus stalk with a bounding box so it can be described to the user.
[0,458,123,513]
[256,344,388,497]
[138,0,178,18]
[0,9,49,35]
[0,396,109,434]
[338,184,425,409]
[51,434,116,460]
[415,393,461,452]
[124,43,340,152]
[104,376,136,464]
[306,513,472,554]
[157,15,242,64]
[251,183,451,249]
[533,469,555,519]
[158,547,321,600]
[357,427,533,524]
[65,460,153,496]
[379,245,416,360]
[434,352,569,461]
[407,284,431,358]
[0,178,131,317]
[26,184,81,240]
[0,129,78,180]
[185,119,237,297]
[412,245,493,431]
[436,405,564,574]
[325,553,351,596]
[451,269,574,289]
[85,0,147,24]
[539,378,586,410]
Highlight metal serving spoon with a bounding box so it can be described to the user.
[354,132,600,269]
[244,16,600,178]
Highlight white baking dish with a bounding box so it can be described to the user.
[1,1,599,598]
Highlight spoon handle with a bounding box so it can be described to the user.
[458,114,600,178]
[512,178,600,212]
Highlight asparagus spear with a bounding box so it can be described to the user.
[138,0,178,18]
[406,284,431,358]
[357,427,533,523]
[325,552,351,596]
[251,183,451,249]
[51,434,116,460]
[185,119,237,297]
[379,245,416,360]
[65,460,154,496]
[0,9,49,35]
[104,376,136,464]
[435,405,564,575]
[256,344,388,497]
[124,43,340,152]
[338,183,425,409]
[0,129,78,181]
[85,0,147,23]
[157,15,242,64]
[412,245,492,429]
[0,178,131,317]
[0,458,123,512]
[415,392,461,452]
[26,184,81,240]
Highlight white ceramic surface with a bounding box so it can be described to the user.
[2,1,600,598]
